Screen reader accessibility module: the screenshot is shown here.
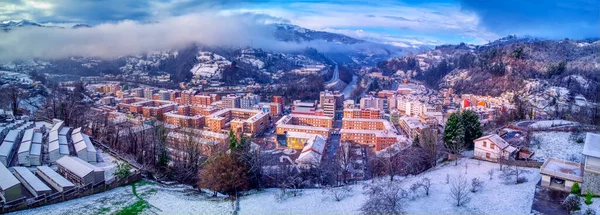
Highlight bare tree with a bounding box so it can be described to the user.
[419,128,439,167]
[470,178,484,193]
[323,186,352,201]
[421,178,431,196]
[361,181,407,214]
[336,142,353,184]
[449,174,470,207]
[487,169,494,180]
[500,163,532,184]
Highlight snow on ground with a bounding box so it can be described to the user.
[531,132,584,162]
[11,184,139,215]
[94,150,118,181]
[0,70,33,84]
[239,159,539,215]
[529,120,579,129]
[13,159,542,215]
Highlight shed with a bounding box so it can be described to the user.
[56,156,104,186]
[30,143,42,166]
[13,167,51,197]
[36,166,75,192]
[0,163,22,203]
[73,130,97,163]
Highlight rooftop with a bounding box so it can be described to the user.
[36,166,75,188]
[540,157,583,182]
[13,166,51,192]
[0,163,20,190]
[583,132,600,158]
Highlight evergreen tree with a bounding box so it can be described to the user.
[229,129,238,149]
[461,110,482,150]
[444,113,465,151]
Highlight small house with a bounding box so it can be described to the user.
[540,157,583,192]
[474,134,517,162]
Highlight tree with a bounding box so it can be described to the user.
[444,113,465,165]
[336,142,353,184]
[0,85,26,116]
[419,128,439,167]
[470,178,483,193]
[421,178,431,196]
[113,161,132,179]
[449,174,470,207]
[229,129,238,149]
[500,163,531,184]
[323,186,351,202]
[361,181,407,214]
[198,153,249,196]
[460,110,482,150]
[585,190,594,205]
[571,182,581,194]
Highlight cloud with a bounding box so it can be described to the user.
[0,12,394,62]
[458,0,600,39]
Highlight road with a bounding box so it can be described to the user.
[325,64,339,84]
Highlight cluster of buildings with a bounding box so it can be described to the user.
[0,118,109,204]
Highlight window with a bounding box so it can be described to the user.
[483,141,487,147]
[491,144,495,149]
[486,153,491,159]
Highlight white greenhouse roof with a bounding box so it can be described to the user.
[13,166,51,192]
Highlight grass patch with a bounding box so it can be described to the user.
[135,181,156,187]
[115,200,150,215]
[95,207,111,215]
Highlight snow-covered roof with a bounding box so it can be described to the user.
[0,141,15,157]
[58,135,68,145]
[4,130,20,142]
[18,140,32,154]
[59,145,69,155]
[83,135,96,153]
[0,163,20,190]
[475,134,516,153]
[22,129,34,143]
[30,143,41,156]
[59,127,71,136]
[49,130,59,143]
[36,166,75,188]
[296,134,326,165]
[72,127,82,135]
[50,120,63,132]
[32,132,43,144]
[56,156,100,178]
[540,157,583,182]
[49,139,59,152]
[13,167,51,192]
[72,132,84,144]
[583,133,600,158]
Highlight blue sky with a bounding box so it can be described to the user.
[0,0,598,46]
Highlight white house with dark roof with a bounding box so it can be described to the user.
[473,134,517,162]
[581,132,600,195]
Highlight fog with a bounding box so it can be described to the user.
[0,13,394,62]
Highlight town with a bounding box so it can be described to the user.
[0,1,599,214]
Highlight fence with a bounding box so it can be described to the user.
[1,173,142,214]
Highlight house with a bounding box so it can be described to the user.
[13,167,52,198]
[295,134,326,168]
[540,157,583,192]
[0,163,22,203]
[56,156,105,186]
[473,134,517,162]
[36,166,75,192]
[581,132,600,195]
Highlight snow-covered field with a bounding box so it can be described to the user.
[529,120,579,129]
[13,159,541,215]
[0,70,33,84]
[531,132,585,162]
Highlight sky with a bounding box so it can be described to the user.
[0,0,598,60]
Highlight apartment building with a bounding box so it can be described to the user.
[240,94,261,109]
[320,91,344,119]
[359,96,384,110]
[275,114,333,137]
[343,108,382,119]
[164,112,205,128]
[206,108,268,136]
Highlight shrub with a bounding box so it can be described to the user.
[585,190,593,205]
[470,178,483,193]
[561,194,581,211]
[583,208,596,215]
[572,182,581,194]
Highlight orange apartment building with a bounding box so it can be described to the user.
[275,114,333,137]
[340,118,404,151]
[343,108,382,119]
[164,112,205,128]
[205,108,268,136]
